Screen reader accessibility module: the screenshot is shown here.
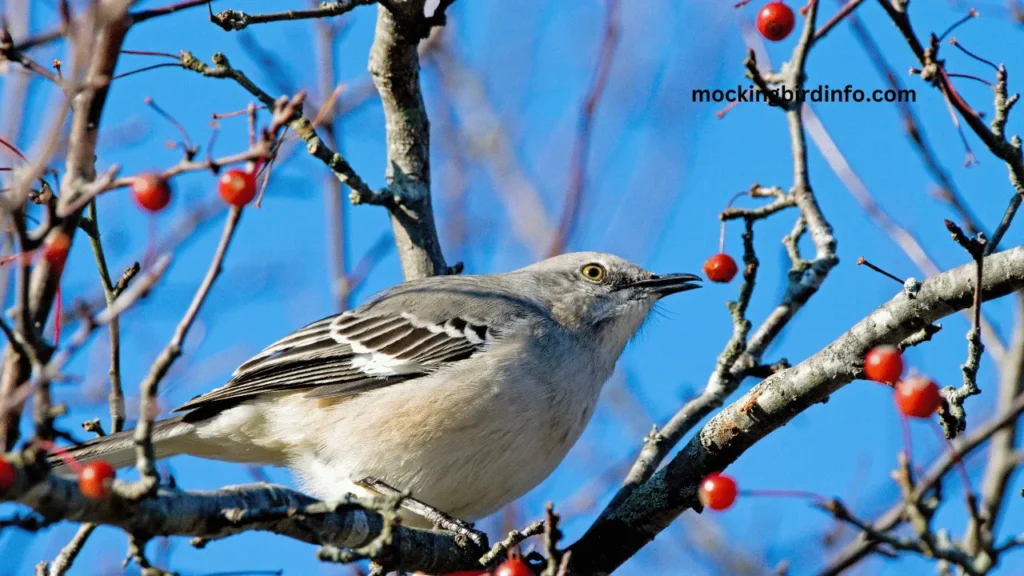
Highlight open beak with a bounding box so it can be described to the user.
[625,273,702,297]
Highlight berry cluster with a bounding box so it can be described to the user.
[863,345,942,419]
[131,165,260,215]
[686,346,942,515]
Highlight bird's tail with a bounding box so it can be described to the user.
[49,416,197,474]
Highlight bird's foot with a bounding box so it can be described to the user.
[356,477,489,548]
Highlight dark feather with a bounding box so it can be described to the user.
[173,310,493,416]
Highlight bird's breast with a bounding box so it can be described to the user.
[279,335,612,524]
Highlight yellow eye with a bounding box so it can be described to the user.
[580,263,607,282]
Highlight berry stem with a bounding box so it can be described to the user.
[738,489,829,504]
[937,10,978,43]
[121,49,180,60]
[35,440,83,474]
[0,251,33,267]
[54,284,62,347]
[142,215,158,270]
[945,72,994,87]
[144,96,195,153]
[716,100,741,119]
[929,421,974,493]
[899,410,914,465]
[0,135,30,163]
[212,105,268,121]
[949,37,998,72]
[719,190,749,254]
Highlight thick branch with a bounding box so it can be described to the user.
[6,475,481,573]
[367,2,449,279]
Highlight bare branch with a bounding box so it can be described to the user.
[46,524,96,576]
[178,51,380,205]
[367,1,451,279]
[4,475,483,574]
[209,0,377,32]
[847,12,984,236]
[569,244,1024,575]
[877,0,1024,252]
[127,208,244,497]
[1,0,134,450]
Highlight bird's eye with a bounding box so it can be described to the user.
[580,263,607,282]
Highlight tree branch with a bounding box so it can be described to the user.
[210,0,376,32]
[128,208,243,497]
[367,1,450,279]
[0,0,133,450]
[568,244,1024,575]
[4,474,482,574]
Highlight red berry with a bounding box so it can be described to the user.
[703,253,738,283]
[756,2,796,42]
[78,460,116,500]
[218,168,258,207]
[131,173,172,212]
[43,232,71,273]
[495,558,532,576]
[0,457,15,492]
[699,472,738,511]
[895,377,942,419]
[864,345,904,384]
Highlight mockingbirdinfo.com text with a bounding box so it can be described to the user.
[693,84,916,105]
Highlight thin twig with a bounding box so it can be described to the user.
[547,0,620,256]
[124,208,243,498]
[938,220,987,438]
[83,201,126,433]
[208,0,377,32]
[178,51,382,212]
[47,524,97,576]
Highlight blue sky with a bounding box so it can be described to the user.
[2,1,1024,574]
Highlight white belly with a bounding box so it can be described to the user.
[196,345,607,526]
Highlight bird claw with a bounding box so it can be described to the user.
[356,477,489,548]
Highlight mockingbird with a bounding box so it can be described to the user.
[57,251,701,527]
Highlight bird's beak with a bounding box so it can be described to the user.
[624,273,703,297]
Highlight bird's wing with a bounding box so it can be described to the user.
[173,309,495,416]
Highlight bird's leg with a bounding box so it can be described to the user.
[356,477,489,548]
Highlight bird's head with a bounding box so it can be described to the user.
[517,251,701,351]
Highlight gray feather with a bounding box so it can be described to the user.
[170,275,538,416]
[50,416,195,473]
